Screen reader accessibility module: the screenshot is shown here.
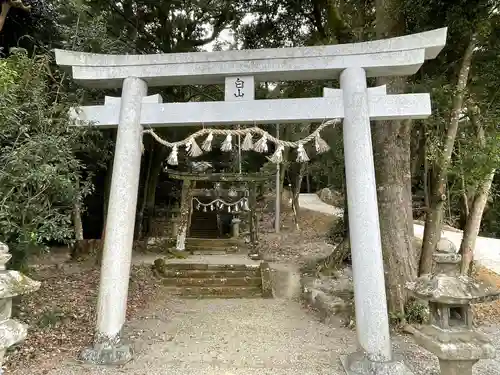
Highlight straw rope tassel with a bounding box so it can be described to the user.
[296,143,309,162]
[314,132,330,153]
[188,137,203,157]
[202,132,213,152]
[241,132,253,151]
[167,145,178,165]
[221,134,233,152]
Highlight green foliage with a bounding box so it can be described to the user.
[0,60,19,91]
[36,308,66,329]
[389,298,429,327]
[0,51,98,268]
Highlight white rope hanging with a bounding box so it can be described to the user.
[143,118,340,166]
[193,197,250,213]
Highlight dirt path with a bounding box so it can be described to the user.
[33,296,356,375]
[298,194,343,217]
[25,290,500,375]
[299,193,500,275]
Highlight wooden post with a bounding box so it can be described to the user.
[250,182,258,245]
[187,180,196,238]
[248,187,254,246]
[176,179,195,251]
[248,182,260,260]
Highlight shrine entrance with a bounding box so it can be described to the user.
[54,27,447,374]
[166,168,272,258]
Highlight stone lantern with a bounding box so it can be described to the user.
[406,244,499,375]
[0,242,41,368]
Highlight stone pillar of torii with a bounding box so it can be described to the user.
[55,27,447,374]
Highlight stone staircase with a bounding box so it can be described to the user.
[179,207,241,254]
[189,209,220,238]
[153,260,272,298]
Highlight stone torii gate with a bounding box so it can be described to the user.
[55,27,447,374]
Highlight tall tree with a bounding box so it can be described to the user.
[402,0,497,275]
[373,0,418,315]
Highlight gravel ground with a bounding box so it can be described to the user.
[29,297,356,375]
[20,293,500,375]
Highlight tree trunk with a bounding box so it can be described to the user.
[135,141,166,239]
[279,161,287,201]
[135,142,154,239]
[411,127,427,185]
[373,0,417,316]
[0,1,31,33]
[71,198,85,260]
[460,104,495,275]
[101,131,117,241]
[423,142,430,210]
[101,158,113,241]
[372,112,417,314]
[291,163,306,213]
[176,180,195,251]
[460,169,495,275]
[419,33,477,275]
[72,177,84,241]
[73,201,84,240]
[73,202,84,241]
[144,145,168,236]
[458,153,470,230]
[317,175,350,272]
[0,3,11,33]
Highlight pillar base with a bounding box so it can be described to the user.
[79,333,133,365]
[341,351,414,375]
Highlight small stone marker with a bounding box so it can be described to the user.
[260,262,273,299]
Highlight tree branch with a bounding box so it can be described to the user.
[0,0,31,33]
[311,0,327,39]
[183,16,230,47]
[0,2,11,33]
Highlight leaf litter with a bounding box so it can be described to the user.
[5,261,160,374]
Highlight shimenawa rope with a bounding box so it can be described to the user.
[143,118,339,165]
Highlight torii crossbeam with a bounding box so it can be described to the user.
[55,27,447,375]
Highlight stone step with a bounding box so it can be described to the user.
[161,276,262,287]
[160,269,260,279]
[190,249,236,255]
[186,243,239,250]
[164,238,242,248]
[165,263,260,271]
[164,286,263,298]
[168,246,238,254]
[153,261,272,299]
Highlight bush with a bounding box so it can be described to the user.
[0,51,94,268]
